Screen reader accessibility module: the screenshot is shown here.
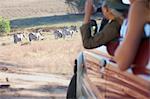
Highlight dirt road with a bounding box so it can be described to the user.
[0,70,69,99]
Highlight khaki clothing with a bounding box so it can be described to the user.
[80,18,121,49]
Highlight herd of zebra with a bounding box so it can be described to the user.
[53,25,78,39]
[13,30,44,44]
[13,25,78,44]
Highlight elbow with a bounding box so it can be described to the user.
[83,42,92,49]
[115,53,129,71]
[117,63,129,71]
[115,58,129,71]
[82,41,99,49]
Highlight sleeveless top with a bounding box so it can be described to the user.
[120,19,150,38]
[144,24,150,37]
[120,19,128,38]
[120,19,150,74]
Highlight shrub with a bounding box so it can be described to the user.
[0,16,11,35]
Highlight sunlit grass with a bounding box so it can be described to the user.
[25,21,82,31]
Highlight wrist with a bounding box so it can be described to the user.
[83,14,91,24]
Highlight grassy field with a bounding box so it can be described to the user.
[0,0,101,98]
[0,23,84,98]
[0,30,83,74]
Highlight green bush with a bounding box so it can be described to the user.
[0,16,11,35]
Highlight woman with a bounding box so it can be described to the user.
[80,0,129,56]
[115,0,150,73]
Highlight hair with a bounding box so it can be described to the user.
[145,0,150,9]
[102,1,108,8]
[111,9,124,18]
[102,1,125,19]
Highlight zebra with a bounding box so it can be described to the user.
[13,33,25,44]
[28,32,44,42]
[53,30,63,39]
[61,28,74,39]
[70,25,78,32]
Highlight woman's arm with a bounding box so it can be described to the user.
[115,1,147,71]
[83,0,94,24]
[80,19,120,49]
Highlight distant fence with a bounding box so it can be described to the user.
[10,14,84,29]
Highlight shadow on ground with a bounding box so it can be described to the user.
[10,14,84,29]
[10,13,102,29]
[0,85,68,99]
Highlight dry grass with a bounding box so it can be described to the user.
[0,1,83,97]
[0,32,83,75]
[0,30,83,99]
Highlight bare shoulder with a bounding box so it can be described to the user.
[131,0,149,22]
[131,1,146,13]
